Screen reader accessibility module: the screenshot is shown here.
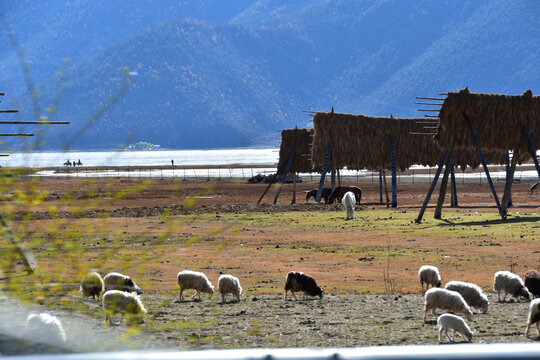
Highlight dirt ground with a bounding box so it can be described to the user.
[1,177,540,353]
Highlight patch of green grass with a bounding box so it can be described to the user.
[183,209,540,242]
[185,235,200,245]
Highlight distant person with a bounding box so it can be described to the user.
[72,162,76,167]
[171,159,174,166]
[64,160,71,166]
[77,159,82,166]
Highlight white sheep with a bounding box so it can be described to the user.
[424,288,473,322]
[103,272,141,294]
[177,270,215,301]
[342,191,355,220]
[218,274,242,303]
[493,270,530,302]
[437,313,474,343]
[102,289,146,325]
[25,313,67,346]
[445,280,489,313]
[80,271,104,300]
[418,265,441,293]
[525,298,540,338]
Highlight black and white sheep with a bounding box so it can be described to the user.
[418,265,441,293]
[342,191,355,220]
[445,280,489,313]
[493,270,530,302]
[525,269,540,299]
[103,272,141,294]
[218,274,242,303]
[424,288,473,322]
[525,298,540,338]
[437,313,474,343]
[102,289,146,324]
[80,271,104,300]
[284,271,323,300]
[25,313,67,346]
[177,270,215,301]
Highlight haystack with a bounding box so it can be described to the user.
[311,112,445,171]
[277,128,314,175]
[436,88,540,156]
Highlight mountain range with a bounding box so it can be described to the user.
[0,0,539,150]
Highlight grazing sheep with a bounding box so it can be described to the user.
[525,269,540,298]
[445,280,489,313]
[418,265,441,293]
[80,271,104,300]
[342,191,355,220]
[493,270,530,302]
[103,272,141,294]
[218,274,242,303]
[102,290,146,325]
[284,271,323,300]
[525,298,540,338]
[25,313,67,345]
[177,270,214,301]
[424,288,473,322]
[437,313,473,343]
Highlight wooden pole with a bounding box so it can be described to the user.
[382,169,390,208]
[258,174,278,204]
[379,168,383,204]
[464,114,506,220]
[0,120,69,124]
[450,161,458,207]
[292,173,297,204]
[316,144,332,203]
[390,136,397,208]
[415,151,449,224]
[502,146,520,214]
[273,149,295,204]
[434,151,453,219]
[337,168,341,187]
[505,152,513,207]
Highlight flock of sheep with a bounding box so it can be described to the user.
[24,266,540,346]
[82,266,540,343]
[77,270,323,326]
[418,265,540,342]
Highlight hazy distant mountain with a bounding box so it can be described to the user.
[1,0,539,150]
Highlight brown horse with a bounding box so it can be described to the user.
[306,188,332,204]
[328,186,362,205]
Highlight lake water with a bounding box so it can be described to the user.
[1,148,278,167]
[2,148,538,183]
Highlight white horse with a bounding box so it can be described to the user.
[342,191,355,220]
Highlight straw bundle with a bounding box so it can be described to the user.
[436,88,540,154]
[311,112,446,171]
[277,128,314,175]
